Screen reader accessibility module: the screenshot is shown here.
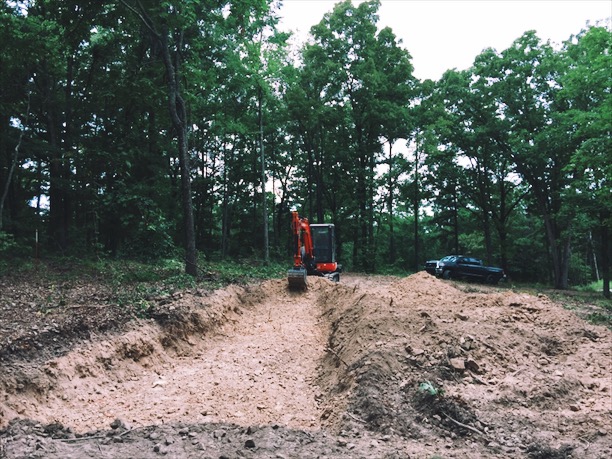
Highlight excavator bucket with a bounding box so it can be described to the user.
[287,267,307,290]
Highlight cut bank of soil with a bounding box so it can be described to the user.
[0,272,610,458]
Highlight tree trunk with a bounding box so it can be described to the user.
[413,147,420,272]
[159,28,197,276]
[542,211,570,290]
[62,53,74,249]
[453,189,459,254]
[600,210,610,299]
[315,130,324,223]
[43,70,69,251]
[482,211,493,266]
[367,149,376,273]
[315,161,324,223]
[498,226,509,275]
[306,145,314,220]
[0,93,30,231]
[258,87,269,263]
[387,142,395,264]
[122,2,198,275]
[494,177,515,275]
[177,125,197,275]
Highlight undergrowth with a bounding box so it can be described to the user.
[1,255,286,319]
[576,280,604,293]
[512,284,611,328]
[205,259,286,286]
[100,257,286,316]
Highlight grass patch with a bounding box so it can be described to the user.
[546,291,611,327]
[511,282,611,328]
[204,259,285,286]
[98,257,286,315]
[576,280,604,293]
[585,310,612,327]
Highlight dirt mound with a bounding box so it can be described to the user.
[317,272,611,457]
[0,272,610,458]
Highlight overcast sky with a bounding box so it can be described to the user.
[276,0,611,81]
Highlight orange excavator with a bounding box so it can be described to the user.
[287,210,342,289]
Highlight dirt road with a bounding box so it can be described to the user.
[0,272,610,458]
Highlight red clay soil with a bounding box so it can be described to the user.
[0,271,610,458]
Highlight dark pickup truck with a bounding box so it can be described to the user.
[424,259,439,275]
[434,255,506,284]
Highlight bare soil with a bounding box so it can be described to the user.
[0,270,610,458]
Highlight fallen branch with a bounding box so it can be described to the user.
[346,412,366,424]
[355,293,366,305]
[60,427,141,443]
[60,435,107,443]
[442,412,486,437]
[325,346,349,368]
[468,371,489,386]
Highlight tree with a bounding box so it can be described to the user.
[376,27,415,267]
[558,26,612,297]
[434,64,527,270]
[0,3,36,232]
[119,0,200,274]
[489,32,575,288]
[298,0,414,271]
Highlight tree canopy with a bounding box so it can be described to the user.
[0,0,609,296]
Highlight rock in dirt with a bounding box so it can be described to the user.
[109,418,125,430]
[244,438,256,448]
[449,357,466,371]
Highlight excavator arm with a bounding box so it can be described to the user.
[288,211,312,289]
[291,212,314,266]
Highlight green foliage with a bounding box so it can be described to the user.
[95,257,284,311]
[373,260,411,277]
[206,259,285,286]
[0,232,33,274]
[585,310,611,328]
[576,280,604,293]
[293,0,415,272]
[567,252,592,286]
[0,255,238,320]
[132,298,152,319]
[418,381,444,397]
[0,1,609,291]
[0,231,17,252]
[100,258,191,287]
[120,201,176,260]
[458,233,485,259]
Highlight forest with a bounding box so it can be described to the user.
[0,0,610,296]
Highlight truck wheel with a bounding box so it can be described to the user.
[486,275,499,285]
[442,270,451,280]
[332,273,340,283]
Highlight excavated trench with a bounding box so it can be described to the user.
[1,272,611,459]
[0,278,341,433]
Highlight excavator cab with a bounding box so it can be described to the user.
[311,224,337,269]
[287,211,341,290]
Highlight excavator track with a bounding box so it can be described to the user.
[287,268,307,290]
